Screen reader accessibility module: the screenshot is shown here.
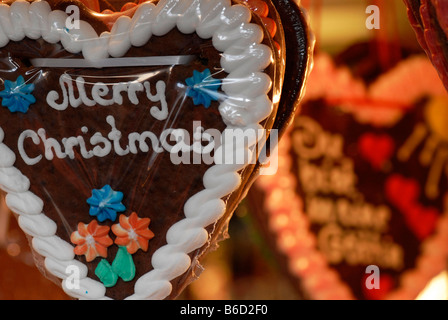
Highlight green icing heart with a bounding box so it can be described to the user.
[112,246,136,282]
[95,259,118,288]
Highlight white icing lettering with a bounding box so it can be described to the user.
[106,115,129,156]
[293,115,405,271]
[17,116,204,165]
[18,129,43,165]
[46,75,168,121]
[317,223,403,270]
[128,132,163,154]
[46,74,96,110]
[113,82,129,104]
[37,128,67,161]
[0,0,274,130]
[92,82,114,106]
[77,134,94,159]
[292,116,344,160]
[77,76,97,107]
[62,137,80,159]
[145,80,168,121]
[128,81,144,105]
[90,132,112,158]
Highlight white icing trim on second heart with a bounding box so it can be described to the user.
[256,127,448,300]
[0,0,275,300]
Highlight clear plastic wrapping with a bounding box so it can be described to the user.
[0,0,292,299]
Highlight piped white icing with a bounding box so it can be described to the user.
[0,0,275,300]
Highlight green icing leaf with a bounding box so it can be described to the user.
[112,246,136,282]
[95,259,118,288]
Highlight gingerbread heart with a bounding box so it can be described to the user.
[250,49,448,300]
[0,0,311,300]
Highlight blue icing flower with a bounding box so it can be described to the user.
[87,185,126,222]
[0,75,36,113]
[185,69,221,108]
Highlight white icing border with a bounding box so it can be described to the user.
[0,0,276,300]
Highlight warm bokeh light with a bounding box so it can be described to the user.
[417,271,448,300]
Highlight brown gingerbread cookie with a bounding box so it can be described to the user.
[0,0,311,300]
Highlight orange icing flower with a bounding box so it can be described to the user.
[112,212,154,254]
[70,220,113,262]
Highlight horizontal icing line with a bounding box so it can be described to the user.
[30,55,196,68]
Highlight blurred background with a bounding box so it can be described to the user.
[1,0,447,300]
